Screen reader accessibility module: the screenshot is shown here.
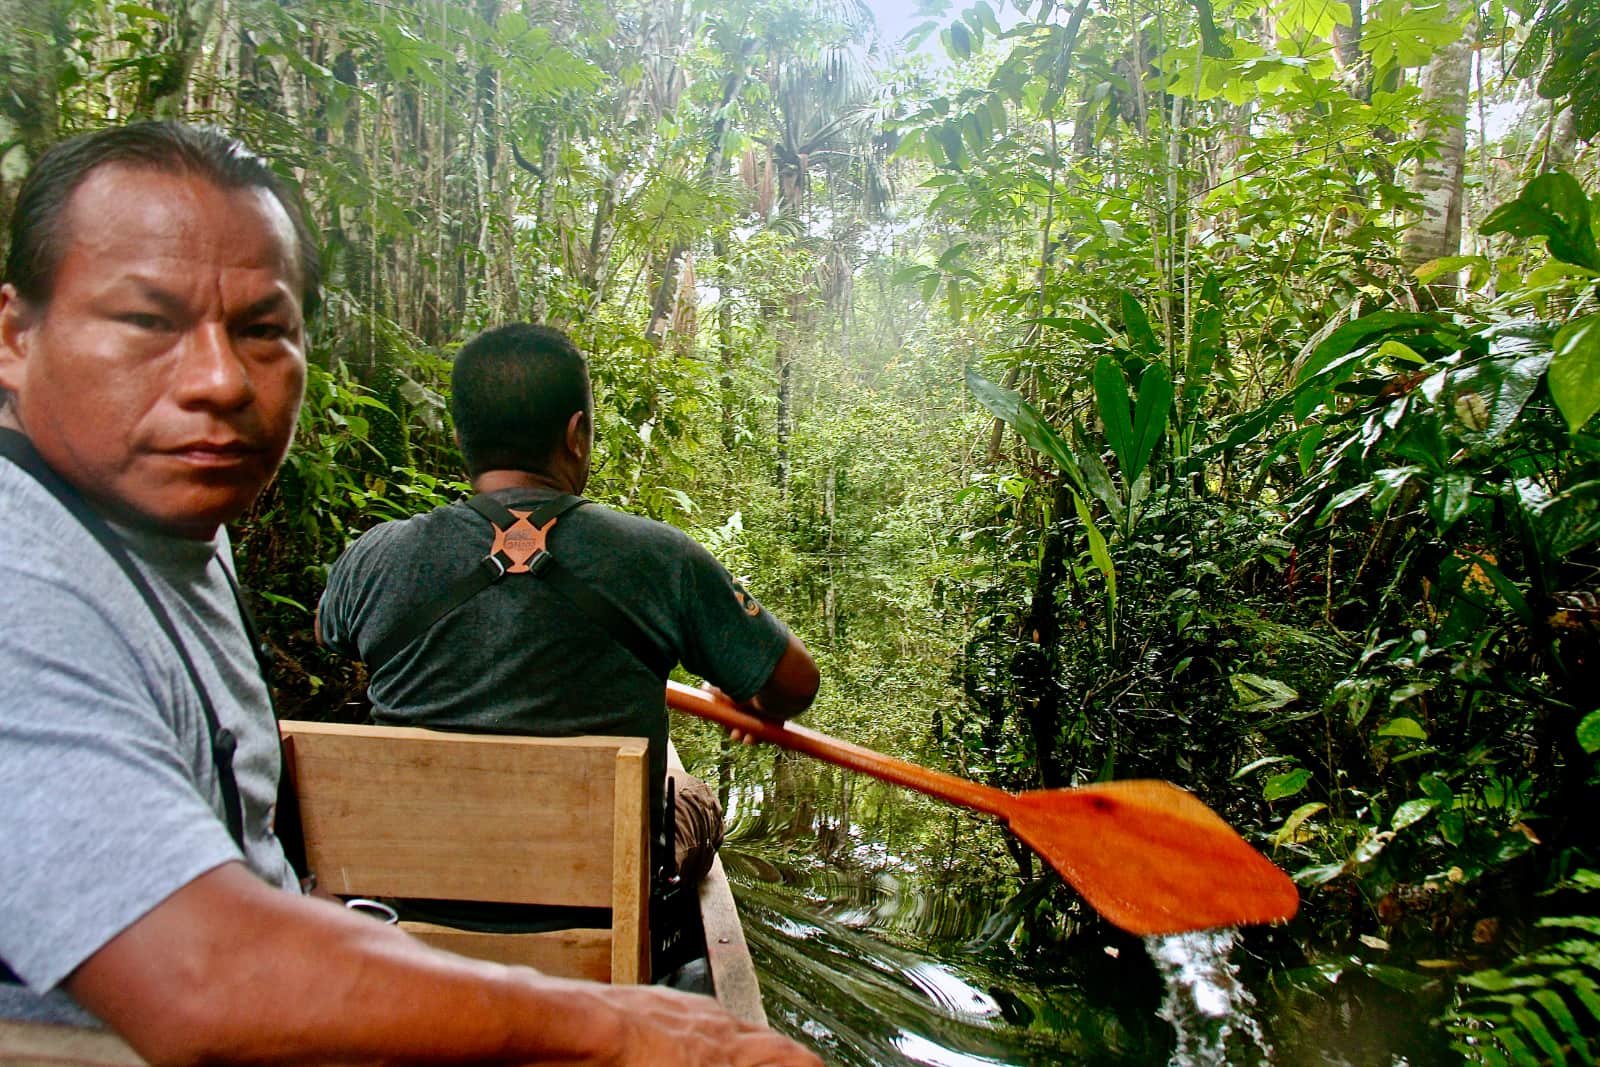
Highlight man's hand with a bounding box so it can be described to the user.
[601,983,821,1067]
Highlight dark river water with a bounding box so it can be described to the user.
[694,742,1457,1067]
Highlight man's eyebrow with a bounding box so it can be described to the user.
[122,281,298,319]
[122,282,190,316]
[234,291,299,319]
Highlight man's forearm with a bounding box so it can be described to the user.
[67,863,814,1067]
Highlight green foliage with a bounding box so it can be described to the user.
[1514,0,1600,140]
[1439,871,1600,1065]
[1481,172,1600,274]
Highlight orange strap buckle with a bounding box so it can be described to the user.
[489,509,559,573]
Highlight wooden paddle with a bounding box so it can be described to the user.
[666,680,1298,936]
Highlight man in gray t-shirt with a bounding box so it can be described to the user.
[318,323,819,882]
[0,123,819,1067]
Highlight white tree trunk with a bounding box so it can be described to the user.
[1401,5,1475,296]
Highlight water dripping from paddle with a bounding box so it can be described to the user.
[1146,928,1273,1067]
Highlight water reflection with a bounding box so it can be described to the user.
[700,743,1457,1066]
[723,822,1169,1065]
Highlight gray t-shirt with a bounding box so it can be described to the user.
[0,458,296,1024]
[318,489,793,825]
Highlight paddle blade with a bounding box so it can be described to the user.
[1008,780,1298,936]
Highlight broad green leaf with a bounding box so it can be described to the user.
[1462,552,1536,625]
[1072,491,1117,609]
[1074,430,1124,521]
[1362,0,1470,71]
[1319,482,1372,523]
[1094,357,1136,479]
[1360,963,1434,993]
[1185,278,1224,404]
[1429,472,1475,531]
[1297,424,1326,476]
[1128,363,1174,485]
[1274,0,1353,39]
[1371,466,1422,514]
[1481,171,1600,272]
[965,367,1089,499]
[944,22,972,60]
[1233,673,1299,713]
[1352,831,1391,865]
[1550,314,1600,433]
[1413,255,1491,288]
[1297,312,1441,386]
[890,264,936,286]
[115,3,169,19]
[1233,755,1293,779]
[1375,339,1426,365]
[1273,802,1327,847]
[1433,345,1552,448]
[1418,775,1453,804]
[1578,710,1600,754]
[1378,716,1428,740]
[1119,292,1160,357]
[1295,862,1349,886]
[1389,680,1435,703]
[1264,768,1311,801]
[1391,798,1437,831]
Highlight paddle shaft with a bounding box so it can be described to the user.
[666,681,1013,819]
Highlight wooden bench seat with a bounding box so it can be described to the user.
[280,721,651,984]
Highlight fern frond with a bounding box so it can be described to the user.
[1439,870,1600,1065]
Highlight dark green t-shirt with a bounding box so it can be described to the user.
[317,488,792,830]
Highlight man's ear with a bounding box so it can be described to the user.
[566,410,590,458]
[0,284,35,397]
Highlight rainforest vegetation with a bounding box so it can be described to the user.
[3,0,1598,1061]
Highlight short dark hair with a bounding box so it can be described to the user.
[3,121,321,318]
[452,323,591,476]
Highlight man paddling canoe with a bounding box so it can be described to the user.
[317,322,819,899]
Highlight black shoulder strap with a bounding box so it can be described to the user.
[364,492,674,680]
[0,428,246,850]
[363,493,585,671]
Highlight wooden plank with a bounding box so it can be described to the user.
[698,854,766,1027]
[609,743,650,984]
[402,923,613,982]
[283,723,645,908]
[0,1020,145,1066]
[663,740,765,1027]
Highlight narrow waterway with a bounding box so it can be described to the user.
[703,747,1457,1066]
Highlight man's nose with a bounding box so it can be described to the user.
[172,322,254,410]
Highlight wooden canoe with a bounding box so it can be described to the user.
[0,854,763,1064]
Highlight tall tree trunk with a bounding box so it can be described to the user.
[0,0,63,229]
[644,44,753,341]
[1401,2,1474,306]
[773,159,808,497]
[1332,0,1367,99]
[141,0,221,117]
[716,236,738,452]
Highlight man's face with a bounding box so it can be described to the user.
[0,165,307,539]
